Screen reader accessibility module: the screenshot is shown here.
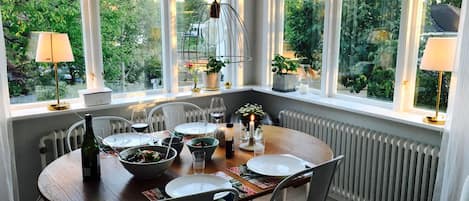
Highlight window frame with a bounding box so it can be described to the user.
[266,0,454,115]
[5,0,246,107]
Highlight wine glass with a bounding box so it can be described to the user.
[131,107,149,133]
[209,97,226,124]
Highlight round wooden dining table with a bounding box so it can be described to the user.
[38,125,333,201]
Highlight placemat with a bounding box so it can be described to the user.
[142,171,256,201]
[227,164,283,189]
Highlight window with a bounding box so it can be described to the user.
[413,1,461,112]
[337,0,401,101]
[2,0,86,104]
[283,0,324,90]
[176,0,207,88]
[100,0,163,93]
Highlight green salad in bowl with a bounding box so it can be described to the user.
[119,145,176,179]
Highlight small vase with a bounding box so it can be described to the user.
[192,77,200,92]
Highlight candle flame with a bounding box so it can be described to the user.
[250,114,255,121]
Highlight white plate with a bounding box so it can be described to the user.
[165,174,232,199]
[102,133,155,149]
[174,122,217,135]
[247,154,306,177]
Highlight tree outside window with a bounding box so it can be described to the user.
[1,0,85,104]
[100,0,163,93]
[337,0,401,102]
[283,0,324,90]
[414,0,461,112]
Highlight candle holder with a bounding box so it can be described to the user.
[239,127,261,151]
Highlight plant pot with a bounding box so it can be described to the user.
[272,74,298,92]
[203,72,220,90]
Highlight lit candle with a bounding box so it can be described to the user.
[249,114,255,133]
[249,114,255,146]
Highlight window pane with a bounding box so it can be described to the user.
[284,0,324,90]
[176,0,209,88]
[176,0,200,87]
[100,0,163,93]
[414,1,461,112]
[338,0,401,101]
[2,1,86,104]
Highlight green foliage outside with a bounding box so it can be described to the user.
[284,0,459,108]
[100,0,162,92]
[284,0,324,69]
[35,81,68,101]
[1,0,84,100]
[1,0,164,102]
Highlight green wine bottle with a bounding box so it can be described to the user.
[81,114,100,181]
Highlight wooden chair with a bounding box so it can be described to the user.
[270,155,344,201]
[147,102,207,132]
[162,188,239,201]
[65,116,132,152]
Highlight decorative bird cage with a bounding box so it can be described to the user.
[180,0,252,66]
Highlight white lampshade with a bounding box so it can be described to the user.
[420,37,457,72]
[35,32,74,63]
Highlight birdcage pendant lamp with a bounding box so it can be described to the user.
[181,0,251,66]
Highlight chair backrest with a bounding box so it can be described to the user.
[162,188,239,201]
[147,102,207,132]
[66,116,132,152]
[270,155,344,201]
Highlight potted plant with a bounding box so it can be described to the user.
[204,56,228,90]
[271,54,299,92]
[235,103,266,130]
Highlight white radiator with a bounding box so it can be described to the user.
[39,106,225,168]
[278,110,440,201]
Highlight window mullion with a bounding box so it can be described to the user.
[320,0,342,97]
[80,0,105,89]
[392,0,423,112]
[161,0,178,93]
[257,0,272,86]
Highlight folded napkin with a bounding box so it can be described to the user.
[227,164,283,189]
[142,171,256,201]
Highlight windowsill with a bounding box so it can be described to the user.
[10,85,444,133]
[10,86,252,121]
[251,86,444,132]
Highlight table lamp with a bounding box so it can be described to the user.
[35,32,75,111]
[420,37,456,125]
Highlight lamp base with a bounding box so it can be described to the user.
[423,115,445,125]
[48,102,70,111]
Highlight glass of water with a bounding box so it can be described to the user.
[192,151,206,174]
[253,136,265,157]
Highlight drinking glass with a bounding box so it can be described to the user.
[131,107,149,133]
[192,151,206,174]
[209,97,226,124]
[253,137,265,157]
